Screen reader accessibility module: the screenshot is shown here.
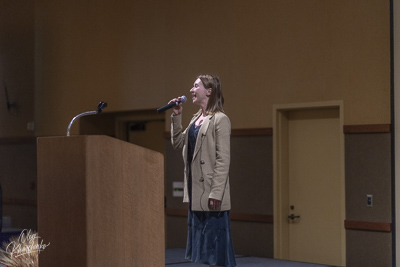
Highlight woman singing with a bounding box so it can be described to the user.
[170,74,236,267]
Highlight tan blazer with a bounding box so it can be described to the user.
[171,112,231,211]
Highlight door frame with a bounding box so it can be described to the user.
[272,101,346,265]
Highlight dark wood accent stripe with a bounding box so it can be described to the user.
[0,137,36,144]
[231,128,273,137]
[3,197,37,207]
[166,211,393,230]
[166,124,391,138]
[165,208,273,223]
[343,124,391,134]
[165,208,187,217]
[164,127,272,139]
[344,220,391,232]
[230,213,273,223]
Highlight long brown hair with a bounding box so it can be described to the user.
[197,74,225,115]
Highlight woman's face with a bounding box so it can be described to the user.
[190,78,210,107]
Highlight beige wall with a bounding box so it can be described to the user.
[34,0,390,136]
[0,0,36,231]
[0,0,34,138]
[0,0,395,264]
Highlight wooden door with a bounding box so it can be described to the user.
[274,103,345,266]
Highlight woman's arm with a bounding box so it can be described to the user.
[169,97,185,150]
[171,113,185,150]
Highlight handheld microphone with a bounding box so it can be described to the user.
[157,96,187,113]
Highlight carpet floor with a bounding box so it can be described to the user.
[166,248,338,267]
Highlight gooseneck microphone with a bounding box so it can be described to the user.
[66,102,108,136]
[157,96,187,113]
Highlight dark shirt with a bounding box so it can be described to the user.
[187,123,201,208]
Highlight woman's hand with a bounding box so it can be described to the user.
[168,97,183,116]
[208,198,221,211]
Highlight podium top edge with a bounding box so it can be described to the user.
[37,135,112,139]
[37,135,123,143]
[37,135,164,157]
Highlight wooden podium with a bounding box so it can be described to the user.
[37,135,164,266]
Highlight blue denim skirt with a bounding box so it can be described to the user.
[185,210,237,267]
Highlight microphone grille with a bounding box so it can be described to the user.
[181,95,187,103]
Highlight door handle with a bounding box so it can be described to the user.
[288,214,300,220]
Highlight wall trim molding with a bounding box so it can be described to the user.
[343,124,391,134]
[165,208,273,223]
[3,197,37,207]
[165,211,392,231]
[164,123,391,139]
[164,128,273,139]
[0,137,36,144]
[231,128,273,137]
[344,220,392,232]
[230,213,273,223]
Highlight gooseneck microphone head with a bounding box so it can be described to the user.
[66,102,108,136]
[97,102,108,114]
[157,95,187,113]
